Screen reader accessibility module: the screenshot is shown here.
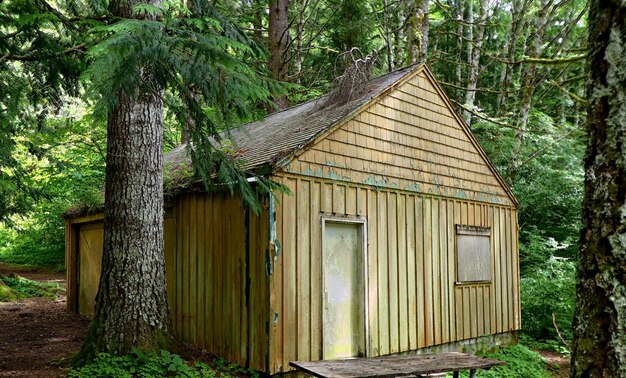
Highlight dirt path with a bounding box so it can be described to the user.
[0,269,88,377]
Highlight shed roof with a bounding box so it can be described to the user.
[164,65,415,172]
[165,64,517,207]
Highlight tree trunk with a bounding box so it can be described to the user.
[454,0,463,99]
[407,0,428,64]
[80,0,170,359]
[496,0,523,115]
[462,0,487,125]
[570,3,626,377]
[293,0,305,84]
[517,0,550,136]
[269,0,289,111]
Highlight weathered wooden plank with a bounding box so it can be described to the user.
[487,206,496,335]
[196,197,205,349]
[514,209,521,330]
[462,286,471,340]
[415,196,425,349]
[500,207,509,332]
[423,197,434,346]
[446,200,456,341]
[176,197,184,338]
[65,221,77,313]
[290,352,506,378]
[477,286,484,336]
[377,191,390,355]
[297,179,311,361]
[397,194,409,352]
[439,200,449,344]
[210,195,219,351]
[405,195,417,350]
[387,193,399,353]
[232,197,243,363]
[283,179,298,368]
[367,189,379,356]
[504,208,517,330]
[189,196,198,345]
[357,187,367,216]
[431,198,441,345]
[321,183,333,213]
[311,182,322,360]
[493,206,502,334]
[258,202,271,371]
[453,201,464,340]
[334,184,346,214]
[346,186,357,215]
[269,189,284,373]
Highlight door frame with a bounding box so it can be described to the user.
[320,214,369,359]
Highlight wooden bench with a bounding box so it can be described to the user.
[290,352,506,378]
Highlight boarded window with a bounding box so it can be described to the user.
[456,225,492,283]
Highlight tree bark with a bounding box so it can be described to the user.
[517,0,550,136]
[269,0,290,111]
[496,0,523,115]
[570,2,626,377]
[80,0,170,359]
[407,0,428,64]
[462,0,487,125]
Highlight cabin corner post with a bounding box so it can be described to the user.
[65,219,78,314]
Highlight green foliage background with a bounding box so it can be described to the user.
[0,0,584,360]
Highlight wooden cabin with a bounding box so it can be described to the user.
[65,64,520,374]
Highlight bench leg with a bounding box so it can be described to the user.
[469,369,477,378]
[453,372,459,378]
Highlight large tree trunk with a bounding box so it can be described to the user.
[570,2,626,377]
[268,0,289,111]
[80,0,170,359]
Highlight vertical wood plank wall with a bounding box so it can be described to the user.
[66,194,271,372]
[168,193,269,371]
[267,174,520,374]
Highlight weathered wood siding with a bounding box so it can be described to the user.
[267,175,520,373]
[267,69,519,373]
[66,193,271,372]
[283,70,514,207]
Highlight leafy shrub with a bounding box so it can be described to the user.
[521,256,575,349]
[448,344,551,378]
[69,350,246,378]
[0,274,62,302]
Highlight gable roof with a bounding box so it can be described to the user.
[164,65,415,170]
[165,64,518,207]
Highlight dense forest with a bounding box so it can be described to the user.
[0,0,606,374]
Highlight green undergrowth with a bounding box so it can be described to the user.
[447,344,551,378]
[0,274,62,302]
[0,226,66,271]
[69,350,260,378]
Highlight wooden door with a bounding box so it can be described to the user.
[78,222,104,317]
[323,221,365,360]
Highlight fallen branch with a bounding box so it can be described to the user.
[552,313,571,351]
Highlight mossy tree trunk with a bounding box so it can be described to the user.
[79,0,170,359]
[570,2,626,377]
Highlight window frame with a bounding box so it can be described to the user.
[455,224,492,284]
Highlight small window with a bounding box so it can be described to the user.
[456,225,492,283]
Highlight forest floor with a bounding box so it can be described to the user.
[0,264,570,378]
[0,265,88,377]
[540,350,571,378]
